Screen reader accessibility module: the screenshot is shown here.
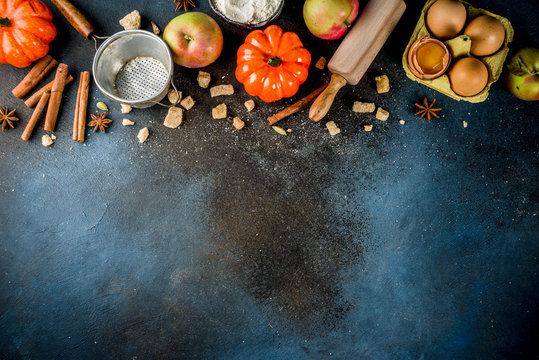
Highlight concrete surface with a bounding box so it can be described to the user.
[0,0,538,359]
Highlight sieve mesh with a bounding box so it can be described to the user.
[115,57,169,101]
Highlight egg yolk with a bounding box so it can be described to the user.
[416,42,447,74]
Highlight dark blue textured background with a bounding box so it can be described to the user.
[1,0,538,359]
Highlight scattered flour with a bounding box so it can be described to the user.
[214,0,281,25]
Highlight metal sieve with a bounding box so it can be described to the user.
[92,30,174,108]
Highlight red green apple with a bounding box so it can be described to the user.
[163,12,223,68]
[303,0,360,40]
[505,48,539,101]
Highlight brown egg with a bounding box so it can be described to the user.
[426,0,467,39]
[448,57,489,97]
[464,15,506,56]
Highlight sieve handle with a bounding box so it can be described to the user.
[49,0,95,39]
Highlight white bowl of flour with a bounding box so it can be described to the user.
[210,0,284,28]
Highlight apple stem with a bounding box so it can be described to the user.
[344,20,351,27]
[0,17,11,28]
[268,57,282,67]
[184,34,194,43]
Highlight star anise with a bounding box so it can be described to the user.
[89,112,112,133]
[415,97,442,122]
[174,0,195,11]
[0,107,19,131]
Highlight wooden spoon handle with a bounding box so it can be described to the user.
[309,74,347,122]
[50,0,95,39]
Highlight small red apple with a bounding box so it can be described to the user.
[505,48,539,101]
[303,0,359,40]
[163,12,224,68]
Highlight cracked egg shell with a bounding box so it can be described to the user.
[407,37,451,80]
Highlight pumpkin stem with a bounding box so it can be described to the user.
[0,17,12,28]
[268,57,282,67]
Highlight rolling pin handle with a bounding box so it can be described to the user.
[309,74,347,122]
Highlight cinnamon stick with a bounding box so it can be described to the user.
[25,74,74,108]
[44,63,69,132]
[73,78,82,141]
[21,91,50,141]
[12,55,58,98]
[49,0,95,39]
[268,83,329,125]
[74,71,90,142]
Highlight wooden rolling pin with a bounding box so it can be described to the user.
[309,0,406,122]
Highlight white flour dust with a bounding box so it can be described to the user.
[213,0,281,25]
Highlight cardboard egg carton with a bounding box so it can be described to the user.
[402,0,514,103]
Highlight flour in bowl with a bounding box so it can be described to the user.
[213,0,281,25]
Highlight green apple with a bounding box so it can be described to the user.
[505,48,539,101]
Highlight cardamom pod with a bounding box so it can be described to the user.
[96,102,108,111]
[272,126,287,136]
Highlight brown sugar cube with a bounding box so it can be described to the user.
[42,134,54,147]
[212,104,227,119]
[315,57,327,70]
[137,127,149,143]
[197,71,211,88]
[167,89,182,104]
[119,10,141,30]
[375,75,390,94]
[244,99,255,112]
[180,96,195,110]
[163,107,183,128]
[232,117,245,130]
[376,107,389,121]
[210,84,234,97]
[121,104,132,114]
[325,121,340,136]
[151,21,160,35]
[352,101,376,113]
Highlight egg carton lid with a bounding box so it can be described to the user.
[402,0,514,103]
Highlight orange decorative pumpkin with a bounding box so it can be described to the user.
[0,0,56,68]
[236,25,311,103]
